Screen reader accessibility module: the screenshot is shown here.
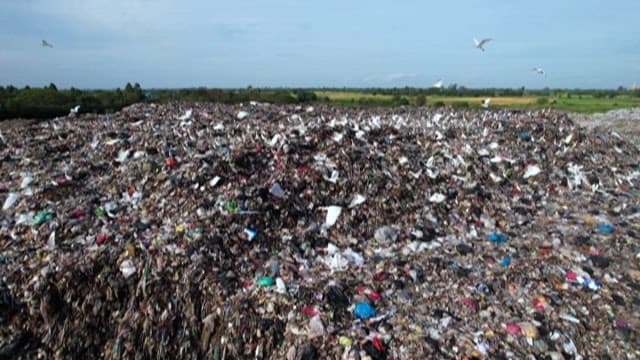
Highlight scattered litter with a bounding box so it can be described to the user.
[523,164,542,179]
[324,206,342,228]
[0,104,637,358]
[2,193,19,211]
[354,302,376,320]
[487,232,508,244]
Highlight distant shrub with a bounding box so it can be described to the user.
[294,90,317,103]
[265,91,297,104]
[415,95,427,106]
[452,101,469,109]
[390,95,409,106]
[433,101,445,108]
[536,97,549,105]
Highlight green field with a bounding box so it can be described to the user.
[316,91,640,113]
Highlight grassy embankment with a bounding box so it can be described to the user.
[316,91,640,113]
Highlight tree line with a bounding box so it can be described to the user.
[0,83,145,120]
[0,84,321,120]
[1,83,638,120]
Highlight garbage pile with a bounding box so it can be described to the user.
[1,102,639,359]
[571,107,640,149]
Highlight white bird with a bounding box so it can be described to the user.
[70,105,80,115]
[532,67,545,75]
[482,98,491,108]
[41,40,53,48]
[474,37,492,51]
[433,79,444,89]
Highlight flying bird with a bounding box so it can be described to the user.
[474,38,492,51]
[70,105,80,115]
[433,79,444,89]
[41,40,53,48]
[482,98,491,108]
[532,67,545,75]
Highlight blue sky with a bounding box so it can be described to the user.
[1,0,639,89]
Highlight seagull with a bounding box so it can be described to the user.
[482,98,491,108]
[41,40,53,48]
[70,105,80,115]
[532,67,545,76]
[433,79,444,89]
[474,37,492,51]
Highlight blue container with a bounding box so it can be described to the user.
[354,302,376,320]
[500,257,511,267]
[597,223,614,234]
[518,131,531,141]
[487,232,508,244]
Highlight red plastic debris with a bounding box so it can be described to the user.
[533,297,546,311]
[462,297,479,312]
[373,272,388,282]
[165,158,177,168]
[505,323,522,336]
[70,209,86,219]
[301,306,320,316]
[297,166,309,176]
[372,336,385,352]
[539,246,553,256]
[368,291,382,301]
[96,234,107,245]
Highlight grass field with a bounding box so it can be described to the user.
[315,91,640,113]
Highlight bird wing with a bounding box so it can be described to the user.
[480,38,492,46]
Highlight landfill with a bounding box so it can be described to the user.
[1,102,639,359]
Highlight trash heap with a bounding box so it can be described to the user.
[1,103,639,359]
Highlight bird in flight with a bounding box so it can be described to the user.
[482,98,491,108]
[474,38,492,51]
[433,79,444,89]
[41,40,53,48]
[532,67,545,75]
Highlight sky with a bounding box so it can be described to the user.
[1,0,639,89]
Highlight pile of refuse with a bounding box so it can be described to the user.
[1,102,639,359]
[572,107,640,149]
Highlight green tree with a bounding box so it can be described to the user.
[69,87,82,98]
[48,83,58,91]
[294,90,317,103]
[415,94,427,106]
